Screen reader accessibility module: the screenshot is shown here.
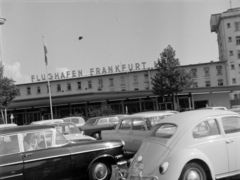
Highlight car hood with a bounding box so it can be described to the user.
[128,138,170,176]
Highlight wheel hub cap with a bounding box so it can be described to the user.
[94,163,107,180]
[185,169,201,180]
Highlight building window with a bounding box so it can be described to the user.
[205,81,211,87]
[231,64,235,70]
[37,87,41,94]
[77,82,81,90]
[88,80,92,89]
[57,84,61,92]
[234,94,238,99]
[236,36,240,45]
[133,75,138,84]
[109,78,114,87]
[204,67,210,76]
[216,66,222,75]
[191,68,197,77]
[192,82,198,88]
[227,23,231,28]
[27,87,31,95]
[144,74,149,82]
[229,37,232,42]
[232,78,236,84]
[67,83,71,91]
[121,76,125,85]
[218,79,223,86]
[238,51,240,59]
[46,85,49,93]
[235,22,240,31]
[98,79,103,88]
[230,51,233,56]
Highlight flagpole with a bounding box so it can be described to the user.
[42,36,53,120]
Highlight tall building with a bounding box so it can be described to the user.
[210,8,240,84]
[0,17,6,68]
[211,7,240,99]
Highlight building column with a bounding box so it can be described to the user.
[139,98,142,112]
[121,100,124,114]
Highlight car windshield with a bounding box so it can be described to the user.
[55,129,68,145]
[148,123,177,139]
[85,118,97,125]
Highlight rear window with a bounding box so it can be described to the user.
[148,124,177,139]
[63,119,71,123]
[109,117,118,123]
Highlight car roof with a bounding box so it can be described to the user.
[0,125,55,135]
[120,112,175,119]
[155,110,238,128]
[0,124,17,128]
[31,119,63,124]
[133,110,179,115]
[88,114,128,120]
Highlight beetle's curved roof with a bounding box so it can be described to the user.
[0,125,55,135]
[157,110,238,127]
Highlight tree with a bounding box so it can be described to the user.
[0,66,20,123]
[151,45,194,110]
[88,105,116,117]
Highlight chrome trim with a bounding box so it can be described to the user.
[216,170,240,179]
[0,161,22,167]
[115,154,123,159]
[71,144,122,155]
[24,153,70,163]
[0,173,23,179]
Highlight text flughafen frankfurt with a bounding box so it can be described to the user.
[31,62,148,82]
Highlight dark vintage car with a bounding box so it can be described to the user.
[0,125,124,180]
[79,114,128,140]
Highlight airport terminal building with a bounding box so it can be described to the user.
[7,60,240,125]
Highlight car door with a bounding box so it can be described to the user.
[0,134,24,180]
[116,118,132,151]
[221,116,240,172]
[21,129,72,180]
[129,118,149,152]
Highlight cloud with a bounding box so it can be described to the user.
[3,62,30,84]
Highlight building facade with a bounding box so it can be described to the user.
[211,7,240,99]
[7,60,238,125]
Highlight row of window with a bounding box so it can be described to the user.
[226,21,240,31]
[192,79,224,88]
[229,50,240,59]
[26,74,149,95]
[191,66,222,77]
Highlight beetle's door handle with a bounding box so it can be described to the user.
[226,139,233,144]
[23,153,33,157]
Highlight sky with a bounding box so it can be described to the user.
[0,0,239,84]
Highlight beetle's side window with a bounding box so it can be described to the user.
[193,119,220,139]
[222,117,240,134]
[119,119,131,130]
[0,135,20,155]
[132,119,146,130]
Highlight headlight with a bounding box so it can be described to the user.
[159,162,169,174]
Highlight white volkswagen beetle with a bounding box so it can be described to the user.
[127,110,240,180]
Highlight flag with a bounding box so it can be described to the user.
[43,37,48,66]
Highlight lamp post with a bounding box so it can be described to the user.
[0,17,6,69]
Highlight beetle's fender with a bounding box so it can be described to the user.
[156,148,215,180]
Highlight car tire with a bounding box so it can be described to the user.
[93,133,101,140]
[179,162,207,180]
[89,161,112,180]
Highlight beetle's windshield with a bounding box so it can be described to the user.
[148,123,177,139]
